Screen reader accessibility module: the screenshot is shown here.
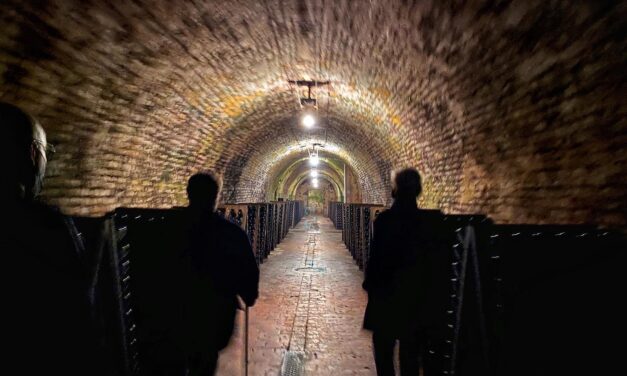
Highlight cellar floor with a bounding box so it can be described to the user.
[217,215,376,376]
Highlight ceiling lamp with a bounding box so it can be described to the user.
[309,154,319,167]
[312,178,319,188]
[310,170,318,178]
[288,79,330,130]
[302,113,316,128]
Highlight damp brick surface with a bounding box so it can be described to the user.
[1,0,625,227]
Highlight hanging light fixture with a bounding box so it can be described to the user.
[310,170,318,178]
[312,178,319,188]
[288,79,329,130]
[307,143,321,167]
[302,113,316,129]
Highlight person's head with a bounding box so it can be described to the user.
[391,168,422,200]
[186,172,221,211]
[0,102,51,201]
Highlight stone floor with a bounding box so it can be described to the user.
[217,215,377,376]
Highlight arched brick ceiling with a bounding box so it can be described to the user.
[1,0,625,227]
[263,156,347,201]
[218,105,391,204]
[286,165,344,196]
[296,178,340,203]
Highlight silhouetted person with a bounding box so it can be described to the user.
[0,102,97,375]
[363,168,437,376]
[179,172,259,376]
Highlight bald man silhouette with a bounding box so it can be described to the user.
[175,172,259,376]
[363,168,439,376]
[0,102,98,375]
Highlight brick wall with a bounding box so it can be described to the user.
[1,1,625,227]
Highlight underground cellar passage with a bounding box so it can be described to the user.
[1,1,626,375]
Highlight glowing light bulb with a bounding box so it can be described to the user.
[312,178,319,188]
[302,114,316,128]
[309,155,319,166]
[310,170,318,178]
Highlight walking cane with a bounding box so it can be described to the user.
[238,297,249,376]
[244,305,249,376]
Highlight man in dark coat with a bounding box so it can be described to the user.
[363,168,438,376]
[0,102,98,375]
[179,172,259,376]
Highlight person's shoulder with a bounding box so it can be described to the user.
[214,214,248,238]
[417,209,443,221]
[30,201,68,227]
[415,209,443,226]
[8,202,75,241]
[373,209,394,225]
[416,209,445,237]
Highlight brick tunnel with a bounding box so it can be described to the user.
[1,1,626,376]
